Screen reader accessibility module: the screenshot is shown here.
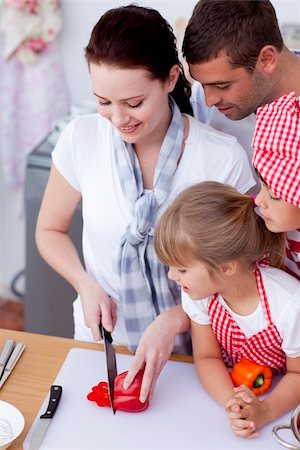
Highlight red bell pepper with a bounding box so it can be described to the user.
[230,357,272,396]
[87,369,149,412]
[113,370,149,412]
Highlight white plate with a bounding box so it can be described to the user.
[0,400,25,449]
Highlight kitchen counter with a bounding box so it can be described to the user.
[0,329,192,449]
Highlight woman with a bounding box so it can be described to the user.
[35,5,255,401]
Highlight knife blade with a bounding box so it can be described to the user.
[29,385,63,450]
[0,339,15,381]
[100,323,117,414]
[0,342,26,388]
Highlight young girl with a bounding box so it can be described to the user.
[154,181,300,438]
[35,5,255,399]
[253,91,300,280]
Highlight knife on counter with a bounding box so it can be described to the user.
[100,323,118,414]
[29,385,63,450]
[0,342,26,388]
[0,339,15,381]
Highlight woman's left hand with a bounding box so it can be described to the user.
[123,305,190,403]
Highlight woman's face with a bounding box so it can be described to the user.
[89,63,175,147]
[255,181,300,232]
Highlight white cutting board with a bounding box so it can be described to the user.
[23,348,296,450]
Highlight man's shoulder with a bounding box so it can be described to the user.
[186,113,241,146]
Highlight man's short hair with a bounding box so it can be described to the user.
[183,0,284,71]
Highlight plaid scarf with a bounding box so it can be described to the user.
[114,98,191,353]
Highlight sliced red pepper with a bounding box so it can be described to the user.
[87,369,149,412]
[87,381,111,407]
[230,357,272,396]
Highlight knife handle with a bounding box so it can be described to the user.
[99,323,113,344]
[40,385,63,419]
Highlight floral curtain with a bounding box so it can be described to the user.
[0,0,69,206]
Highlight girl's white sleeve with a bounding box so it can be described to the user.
[280,295,300,358]
[181,290,211,325]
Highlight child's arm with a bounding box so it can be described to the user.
[191,320,235,406]
[225,355,300,437]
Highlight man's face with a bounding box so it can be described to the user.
[189,52,271,120]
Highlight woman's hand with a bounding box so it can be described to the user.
[123,305,190,403]
[79,274,117,341]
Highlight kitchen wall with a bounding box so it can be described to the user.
[0,0,299,297]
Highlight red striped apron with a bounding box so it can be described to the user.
[207,268,286,371]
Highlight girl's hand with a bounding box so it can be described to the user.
[225,384,253,415]
[230,416,258,439]
[225,390,257,438]
[226,385,268,438]
[79,275,117,340]
[123,307,188,403]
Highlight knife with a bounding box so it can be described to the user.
[100,323,117,414]
[29,385,63,450]
[0,342,26,388]
[0,339,15,381]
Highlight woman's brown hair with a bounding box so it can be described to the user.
[154,181,286,272]
[85,5,192,115]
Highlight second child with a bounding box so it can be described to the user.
[253,91,300,280]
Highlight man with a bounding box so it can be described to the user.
[183,0,300,121]
[184,0,300,190]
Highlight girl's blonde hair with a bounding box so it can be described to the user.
[154,181,286,272]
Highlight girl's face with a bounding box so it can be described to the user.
[89,63,176,147]
[255,181,300,232]
[168,260,222,300]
